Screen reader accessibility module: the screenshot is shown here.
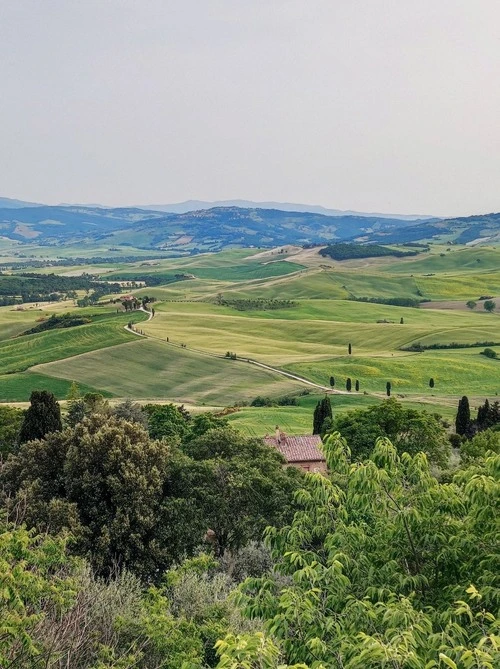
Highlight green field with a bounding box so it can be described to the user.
[34,339,305,405]
[2,244,500,415]
[0,310,147,374]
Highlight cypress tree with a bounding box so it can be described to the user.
[386,381,391,397]
[18,391,62,444]
[313,396,333,435]
[346,378,352,392]
[348,343,352,355]
[355,379,360,392]
[329,376,335,388]
[455,396,471,436]
[429,378,435,389]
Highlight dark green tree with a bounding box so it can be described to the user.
[483,299,496,312]
[346,378,352,392]
[143,403,190,440]
[312,396,333,435]
[0,406,24,456]
[330,398,450,466]
[348,343,352,355]
[18,391,62,444]
[429,377,435,389]
[355,379,360,392]
[456,396,471,436]
[400,317,404,324]
[386,381,391,397]
[329,375,335,388]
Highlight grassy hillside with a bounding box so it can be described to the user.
[34,338,305,405]
[2,244,499,418]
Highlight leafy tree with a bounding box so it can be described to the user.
[220,436,500,668]
[429,377,435,388]
[484,299,496,312]
[66,392,110,427]
[313,396,332,435]
[345,377,352,392]
[329,375,335,388]
[0,405,24,456]
[466,299,477,309]
[0,523,77,666]
[329,398,450,466]
[481,347,498,359]
[386,380,391,396]
[3,415,171,577]
[112,399,149,428]
[456,395,471,436]
[460,428,500,462]
[476,398,500,432]
[179,427,303,557]
[355,379,360,392]
[18,390,62,444]
[143,403,190,441]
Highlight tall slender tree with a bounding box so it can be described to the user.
[455,396,471,436]
[313,396,333,435]
[386,381,391,397]
[346,378,352,392]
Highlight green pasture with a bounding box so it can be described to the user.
[34,338,305,405]
[226,392,460,436]
[0,312,147,374]
[0,372,108,402]
[387,246,500,274]
[143,298,499,365]
[285,348,500,396]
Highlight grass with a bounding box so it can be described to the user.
[0,311,147,374]
[0,372,110,402]
[285,348,500,396]
[33,339,306,405]
[3,243,500,418]
[226,392,460,436]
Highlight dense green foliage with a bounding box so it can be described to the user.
[313,396,332,435]
[456,396,472,437]
[0,405,24,456]
[319,243,419,261]
[0,272,121,304]
[18,390,62,444]
[218,298,297,311]
[21,312,93,335]
[2,415,302,577]
[330,399,450,467]
[219,435,500,668]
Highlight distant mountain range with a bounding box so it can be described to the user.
[0,196,433,220]
[358,212,500,246]
[135,199,433,221]
[0,197,498,253]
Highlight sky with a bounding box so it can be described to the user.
[1,0,499,216]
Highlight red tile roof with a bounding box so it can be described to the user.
[264,434,325,463]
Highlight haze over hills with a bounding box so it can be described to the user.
[136,199,434,220]
[0,203,420,251]
[0,197,498,253]
[359,212,500,246]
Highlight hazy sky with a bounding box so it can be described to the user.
[1,1,499,216]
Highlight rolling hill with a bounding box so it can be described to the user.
[359,212,500,245]
[0,203,419,252]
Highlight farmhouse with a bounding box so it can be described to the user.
[264,427,327,473]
